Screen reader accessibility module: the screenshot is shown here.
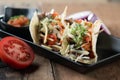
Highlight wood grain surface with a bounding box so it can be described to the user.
[0,0,120,80]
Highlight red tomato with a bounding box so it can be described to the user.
[18,16,25,25]
[23,17,29,24]
[7,15,29,27]
[84,35,91,43]
[52,12,59,18]
[0,36,34,69]
[47,34,57,45]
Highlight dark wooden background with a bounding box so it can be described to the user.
[0,0,120,80]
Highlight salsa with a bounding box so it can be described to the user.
[7,15,29,27]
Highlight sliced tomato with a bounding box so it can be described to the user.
[0,36,34,69]
[47,34,57,45]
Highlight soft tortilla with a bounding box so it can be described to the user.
[91,20,102,63]
[60,20,102,64]
[29,7,68,45]
[29,11,40,44]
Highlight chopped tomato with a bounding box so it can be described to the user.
[23,17,29,24]
[52,12,59,18]
[82,43,91,51]
[75,19,82,23]
[7,15,29,27]
[47,34,57,45]
[89,51,95,58]
[0,36,34,69]
[84,35,91,43]
[12,18,22,27]
[18,16,25,25]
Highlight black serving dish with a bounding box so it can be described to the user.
[0,29,120,73]
[0,7,36,41]
[0,9,120,73]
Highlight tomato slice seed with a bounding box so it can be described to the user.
[3,40,31,62]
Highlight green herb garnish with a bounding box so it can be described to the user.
[70,22,87,49]
[10,15,25,20]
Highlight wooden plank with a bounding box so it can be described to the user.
[0,54,54,80]
[53,60,120,80]
[53,63,96,80]
[25,55,54,80]
[0,67,24,80]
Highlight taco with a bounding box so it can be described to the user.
[60,19,102,64]
[29,8,102,64]
[29,8,67,51]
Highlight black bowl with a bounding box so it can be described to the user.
[0,7,36,41]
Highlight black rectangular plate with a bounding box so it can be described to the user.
[0,29,120,73]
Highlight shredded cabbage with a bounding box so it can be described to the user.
[41,18,49,44]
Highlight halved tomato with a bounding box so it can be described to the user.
[0,36,34,69]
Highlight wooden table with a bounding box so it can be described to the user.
[0,0,120,80]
